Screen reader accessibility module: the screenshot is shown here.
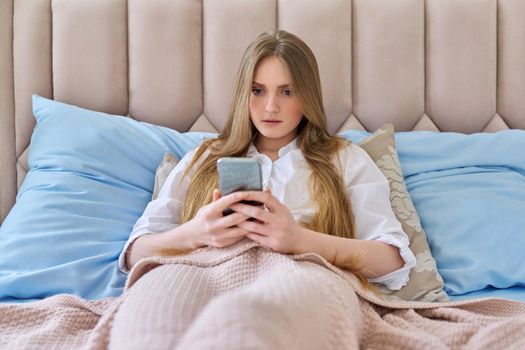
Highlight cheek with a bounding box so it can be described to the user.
[250,94,265,106]
[287,102,303,121]
[249,96,259,115]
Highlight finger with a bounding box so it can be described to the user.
[215,211,250,228]
[229,203,272,223]
[212,189,221,202]
[209,233,247,248]
[235,191,280,213]
[263,186,271,193]
[206,226,247,246]
[220,226,249,239]
[221,235,247,247]
[237,220,271,236]
[212,226,248,240]
[246,232,268,246]
[212,191,253,213]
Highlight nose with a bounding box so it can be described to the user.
[264,93,279,114]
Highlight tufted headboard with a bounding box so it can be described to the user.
[1,0,524,223]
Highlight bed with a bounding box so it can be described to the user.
[1,0,525,348]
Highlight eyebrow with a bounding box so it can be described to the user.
[252,81,290,89]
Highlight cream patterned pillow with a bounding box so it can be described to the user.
[358,124,448,302]
[151,152,179,200]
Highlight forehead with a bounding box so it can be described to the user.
[253,55,292,86]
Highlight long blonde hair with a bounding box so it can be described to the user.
[173,30,367,283]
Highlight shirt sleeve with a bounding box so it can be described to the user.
[118,148,200,273]
[342,143,417,290]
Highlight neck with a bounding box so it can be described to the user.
[254,133,296,154]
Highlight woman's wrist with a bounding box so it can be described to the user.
[164,220,202,251]
[126,221,201,270]
[293,227,338,264]
[293,227,313,254]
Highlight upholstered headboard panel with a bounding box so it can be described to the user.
[1,0,524,222]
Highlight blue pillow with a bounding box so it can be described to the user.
[342,129,525,296]
[0,95,215,302]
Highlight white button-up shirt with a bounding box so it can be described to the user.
[119,138,416,290]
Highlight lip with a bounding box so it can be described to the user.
[262,120,282,124]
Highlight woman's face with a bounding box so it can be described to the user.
[249,55,304,148]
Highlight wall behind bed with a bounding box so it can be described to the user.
[1,0,525,223]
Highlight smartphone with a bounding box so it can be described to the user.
[217,157,263,218]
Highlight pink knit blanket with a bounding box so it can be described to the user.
[2,240,525,349]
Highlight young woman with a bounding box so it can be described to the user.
[119,30,415,290]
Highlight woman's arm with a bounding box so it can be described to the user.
[294,227,405,278]
[125,220,198,270]
[121,148,251,272]
[231,189,412,288]
[125,190,252,271]
[231,191,405,276]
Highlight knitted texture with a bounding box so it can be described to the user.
[1,239,525,349]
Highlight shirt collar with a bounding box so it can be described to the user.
[247,137,299,158]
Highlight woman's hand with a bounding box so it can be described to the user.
[188,189,251,249]
[230,188,305,254]
[127,190,251,270]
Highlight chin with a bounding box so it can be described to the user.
[258,129,288,140]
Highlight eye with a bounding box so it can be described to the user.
[252,88,264,96]
[282,89,292,96]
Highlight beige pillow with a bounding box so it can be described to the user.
[152,126,448,302]
[358,124,447,302]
